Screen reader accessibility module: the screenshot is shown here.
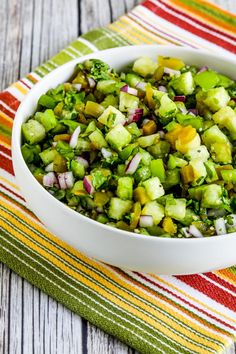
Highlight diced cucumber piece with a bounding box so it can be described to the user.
[117,176,133,200]
[132,56,157,77]
[165,197,186,220]
[203,87,230,112]
[21,144,41,164]
[212,106,236,138]
[134,166,151,183]
[189,159,207,183]
[119,143,138,161]
[170,71,195,95]
[176,113,203,131]
[125,73,143,88]
[38,94,56,109]
[150,159,166,182]
[179,208,199,226]
[211,142,232,164]
[106,124,132,151]
[148,141,170,159]
[101,95,119,109]
[189,185,207,201]
[22,119,46,145]
[155,94,178,124]
[119,91,139,112]
[98,105,126,127]
[202,125,230,147]
[35,109,57,132]
[138,148,152,166]
[143,177,165,200]
[194,70,219,91]
[186,145,209,162]
[70,160,85,179]
[164,169,180,189]
[167,155,187,169]
[89,129,107,149]
[84,121,96,135]
[108,198,133,220]
[205,160,218,183]
[221,169,236,183]
[84,101,104,118]
[126,123,142,138]
[201,184,222,208]
[96,80,122,94]
[39,148,57,165]
[137,133,159,148]
[141,201,164,225]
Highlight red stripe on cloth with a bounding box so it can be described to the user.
[0,104,15,119]
[0,91,20,111]
[20,79,31,90]
[158,0,236,43]
[0,183,25,202]
[0,154,14,175]
[0,145,12,157]
[176,275,236,312]
[135,272,236,331]
[205,273,236,293]
[142,1,236,53]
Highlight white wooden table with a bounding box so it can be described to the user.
[0,1,235,353]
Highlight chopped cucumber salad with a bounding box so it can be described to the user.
[21,55,236,238]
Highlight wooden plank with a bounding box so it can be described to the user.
[0,0,235,354]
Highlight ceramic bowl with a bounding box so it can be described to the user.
[12,45,236,275]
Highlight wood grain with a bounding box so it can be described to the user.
[0,0,235,353]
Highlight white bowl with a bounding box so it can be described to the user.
[12,45,236,275]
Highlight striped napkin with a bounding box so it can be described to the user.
[1,0,236,353]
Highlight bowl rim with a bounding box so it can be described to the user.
[12,44,236,244]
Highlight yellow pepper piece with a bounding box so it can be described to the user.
[84,101,104,118]
[145,84,155,109]
[53,134,71,142]
[116,221,131,231]
[134,187,150,205]
[181,165,195,184]
[178,126,197,144]
[54,101,64,116]
[130,202,141,230]
[143,120,157,136]
[165,124,182,148]
[158,56,185,70]
[94,192,110,207]
[162,217,177,235]
[153,66,164,81]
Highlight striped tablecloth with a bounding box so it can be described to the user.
[0,0,236,353]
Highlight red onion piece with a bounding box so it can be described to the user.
[69,126,81,149]
[181,227,192,238]
[127,108,143,123]
[83,176,94,194]
[178,106,188,114]
[158,86,167,92]
[197,66,208,74]
[174,95,186,102]
[159,130,165,139]
[120,84,138,96]
[52,142,57,147]
[72,83,82,91]
[139,215,154,227]
[64,171,74,189]
[101,148,112,159]
[88,77,96,88]
[136,82,147,91]
[164,67,180,76]
[214,218,226,235]
[188,108,198,116]
[43,172,57,187]
[189,225,203,238]
[58,172,74,189]
[76,156,89,168]
[125,153,142,175]
[45,162,54,172]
